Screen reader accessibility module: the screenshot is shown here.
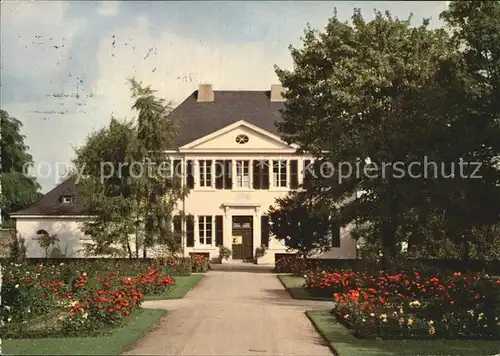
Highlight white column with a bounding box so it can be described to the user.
[254,209,261,251]
[268,159,273,188]
[298,158,304,186]
[194,215,199,248]
[248,159,253,189]
[210,160,215,188]
[286,159,290,188]
[232,160,237,189]
[194,159,199,188]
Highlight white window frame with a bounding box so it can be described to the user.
[272,159,287,187]
[198,215,213,245]
[235,160,250,188]
[199,160,212,187]
[62,196,72,204]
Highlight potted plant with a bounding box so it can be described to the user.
[218,246,231,263]
[254,245,268,264]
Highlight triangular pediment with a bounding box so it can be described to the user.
[180,120,297,150]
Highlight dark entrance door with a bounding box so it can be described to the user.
[231,216,253,261]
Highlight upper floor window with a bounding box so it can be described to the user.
[198,216,212,245]
[61,195,73,204]
[235,160,250,188]
[272,160,287,187]
[199,160,212,187]
[235,134,249,144]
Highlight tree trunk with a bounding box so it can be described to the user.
[126,241,133,259]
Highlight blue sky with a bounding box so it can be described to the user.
[1,1,449,193]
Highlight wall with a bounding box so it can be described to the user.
[15,217,90,257]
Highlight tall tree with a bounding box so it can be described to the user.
[73,118,140,257]
[128,78,189,257]
[0,109,41,223]
[275,9,456,262]
[268,191,336,259]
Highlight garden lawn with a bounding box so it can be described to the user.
[278,275,331,301]
[144,274,205,301]
[2,308,166,355]
[306,310,500,356]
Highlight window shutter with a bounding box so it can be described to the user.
[261,215,270,247]
[224,160,232,189]
[262,163,269,189]
[215,215,223,246]
[253,161,261,189]
[186,160,194,188]
[303,160,312,182]
[290,160,299,189]
[186,215,195,247]
[173,215,182,244]
[215,160,223,189]
[331,221,340,248]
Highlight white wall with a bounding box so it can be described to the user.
[15,217,90,257]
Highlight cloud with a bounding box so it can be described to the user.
[92,15,294,121]
[0,1,87,79]
[97,2,120,17]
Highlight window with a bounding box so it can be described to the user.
[272,160,287,187]
[235,160,250,188]
[198,216,213,245]
[36,229,49,236]
[290,160,299,189]
[199,160,212,187]
[235,134,249,144]
[253,160,269,189]
[61,196,73,204]
[215,160,232,189]
[173,215,182,244]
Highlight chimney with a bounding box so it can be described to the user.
[270,84,286,102]
[197,84,214,102]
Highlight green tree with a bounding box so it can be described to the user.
[74,118,140,258]
[268,191,335,259]
[275,9,456,263]
[128,78,189,257]
[0,110,41,222]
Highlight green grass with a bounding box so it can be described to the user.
[144,274,205,301]
[306,310,500,356]
[2,308,167,355]
[278,275,331,301]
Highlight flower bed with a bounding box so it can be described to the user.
[306,269,500,340]
[0,261,176,339]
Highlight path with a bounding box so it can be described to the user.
[123,263,333,355]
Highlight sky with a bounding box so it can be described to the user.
[1,1,449,193]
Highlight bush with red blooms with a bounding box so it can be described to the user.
[190,254,210,272]
[1,262,177,337]
[306,269,500,339]
[133,266,175,296]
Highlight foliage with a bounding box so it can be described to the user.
[74,79,189,258]
[274,5,500,261]
[305,269,500,339]
[0,110,42,221]
[36,232,59,258]
[218,246,232,260]
[8,232,26,262]
[0,261,176,338]
[268,191,335,258]
[189,254,210,272]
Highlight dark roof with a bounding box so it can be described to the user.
[169,90,285,147]
[12,176,86,216]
